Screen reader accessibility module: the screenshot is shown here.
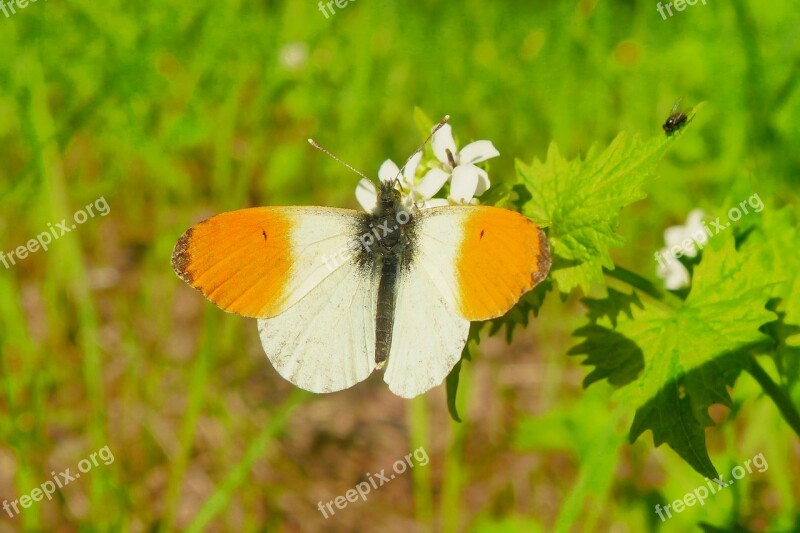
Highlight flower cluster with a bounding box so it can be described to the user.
[355,122,499,213]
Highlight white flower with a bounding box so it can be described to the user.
[655,209,708,290]
[664,209,708,258]
[656,249,691,290]
[278,42,308,71]
[417,124,499,205]
[355,152,422,213]
[354,121,500,212]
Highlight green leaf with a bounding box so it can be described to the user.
[581,287,644,327]
[446,325,479,423]
[570,235,777,477]
[619,236,776,407]
[445,360,463,423]
[515,108,699,294]
[628,351,749,480]
[740,207,800,346]
[485,278,552,342]
[569,324,644,388]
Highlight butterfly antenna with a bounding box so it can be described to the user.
[395,115,450,183]
[394,114,450,201]
[308,139,371,182]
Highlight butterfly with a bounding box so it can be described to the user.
[171,130,551,398]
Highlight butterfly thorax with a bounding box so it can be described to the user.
[371,182,410,252]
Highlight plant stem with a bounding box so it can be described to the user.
[746,359,800,439]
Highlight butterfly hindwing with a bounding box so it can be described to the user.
[383,257,470,398]
[258,256,379,393]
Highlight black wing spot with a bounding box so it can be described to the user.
[480,229,485,240]
[262,230,268,242]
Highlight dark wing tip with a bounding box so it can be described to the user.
[171,227,194,284]
[532,226,552,286]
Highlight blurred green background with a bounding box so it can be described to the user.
[1,0,798,531]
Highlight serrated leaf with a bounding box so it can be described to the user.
[581,287,644,327]
[739,207,800,346]
[570,235,777,477]
[569,324,644,388]
[515,110,699,294]
[485,278,552,342]
[618,236,776,407]
[629,351,749,480]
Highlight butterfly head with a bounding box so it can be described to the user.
[378,179,404,212]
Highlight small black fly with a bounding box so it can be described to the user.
[663,98,690,135]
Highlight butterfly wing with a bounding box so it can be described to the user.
[257,255,379,393]
[382,258,470,398]
[383,206,550,398]
[173,206,381,393]
[172,207,368,318]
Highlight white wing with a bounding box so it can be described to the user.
[383,258,470,398]
[258,259,379,393]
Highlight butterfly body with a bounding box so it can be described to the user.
[367,182,413,365]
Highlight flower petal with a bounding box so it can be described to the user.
[401,151,422,188]
[655,249,691,290]
[432,124,457,166]
[459,140,499,165]
[664,225,689,249]
[378,159,400,184]
[450,165,480,204]
[665,262,690,290]
[472,166,491,196]
[355,179,379,213]
[685,208,706,228]
[684,209,709,245]
[420,198,450,209]
[416,168,450,198]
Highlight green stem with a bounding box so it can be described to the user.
[408,396,434,531]
[603,266,683,309]
[746,359,800,439]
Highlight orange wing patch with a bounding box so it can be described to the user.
[172,208,293,317]
[456,207,551,321]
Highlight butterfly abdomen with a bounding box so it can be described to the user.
[375,253,398,365]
